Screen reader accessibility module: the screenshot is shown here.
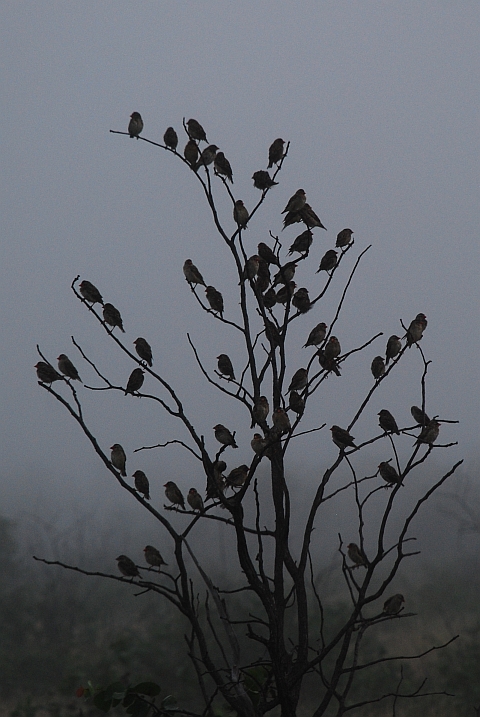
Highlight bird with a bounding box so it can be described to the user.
[298,204,327,230]
[303,323,327,348]
[35,361,62,384]
[317,250,338,274]
[213,424,238,448]
[233,200,249,228]
[406,313,427,346]
[217,354,235,381]
[331,425,355,449]
[116,554,141,577]
[252,170,278,190]
[378,409,400,435]
[276,281,296,304]
[288,230,313,255]
[103,303,125,333]
[214,152,233,183]
[272,407,291,435]
[57,354,82,382]
[183,259,206,286]
[371,356,385,380]
[241,255,260,282]
[128,112,143,138]
[411,406,431,425]
[318,350,341,377]
[289,391,305,416]
[144,545,167,568]
[378,462,402,486]
[324,336,341,360]
[282,189,306,214]
[187,488,204,512]
[110,444,127,476]
[226,465,249,487]
[256,258,271,293]
[383,594,405,615]
[251,433,268,456]
[79,280,103,305]
[385,335,402,364]
[133,338,153,367]
[163,126,178,150]
[416,420,440,445]
[184,140,199,167]
[282,210,303,230]
[195,144,219,171]
[288,368,308,393]
[265,320,281,347]
[257,242,280,266]
[268,138,285,168]
[205,286,224,317]
[262,287,277,309]
[164,481,185,509]
[347,543,368,568]
[125,368,144,395]
[186,118,207,142]
[208,459,227,499]
[336,228,354,248]
[292,287,311,313]
[252,396,270,426]
[272,262,297,286]
[133,470,150,499]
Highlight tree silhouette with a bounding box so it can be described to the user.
[34,114,462,717]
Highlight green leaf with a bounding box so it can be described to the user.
[131,681,161,696]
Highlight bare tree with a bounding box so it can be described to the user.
[34,115,462,717]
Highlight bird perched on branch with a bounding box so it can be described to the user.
[378,409,400,435]
[272,407,291,435]
[411,406,431,425]
[163,126,178,150]
[233,200,249,228]
[324,336,341,360]
[35,362,62,384]
[134,338,153,367]
[288,368,308,393]
[292,287,311,313]
[110,444,127,476]
[133,470,150,499]
[317,250,338,274]
[378,462,402,486]
[251,433,269,456]
[214,152,233,183]
[336,228,354,248]
[205,286,224,317]
[318,350,341,377]
[371,356,385,380]
[116,554,141,577]
[79,280,103,305]
[226,465,249,487]
[268,138,285,168]
[299,204,326,230]
[265,320,281,347]
[282,189,306,214]
[262,286,276,309]
[289,391,305,416]
[144,545,167,568]
[252,396,270,426]
[103,303,125,333]
[164,481,185,509]
[184,140,199,167]
[303,322,327,348]
[186,118,207,142]
[258,242,280,266]
[241,255,260,282]
[213,424,238,448]
[272,262,297,287]
[347,543,368,568]
[331,425,355,449]
[276,281,296,304]
[406,313,427,346]
[183,259,206,286]
[383,594,405,615]
[288,230,313,255]
[256,259,271,293]
[125,368,144,395]
[217,354,235,381]
[385,335,402,365]
[416,420,440,445]
[195,144,219,171]
[252,170,278,190]
[187,488,204,512]
[128,112,143,138]
[57,354,82,382]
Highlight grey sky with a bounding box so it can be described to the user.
[1,3,478,520]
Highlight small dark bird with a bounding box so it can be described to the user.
[288,230,313,255]
[183,259,206,286]
[268,138,285,168]
[282,210,303,230]
[299,204,327,230]
[133,338,153,367]
[251,433,268,455]
[116,554,141,577]
[262,287,277,309]
[324,336,341,360]
[272,262,296,286]
[347,543,368,568]
[282,189,306,214]
[303,322,327,348]
[383,594,405,615]
[164,481,185,509]
[416,420,440,445]
[226,464,249,487]
[205,286,224,317]
[276,281,296,304]
[195,144,219,171]
[288,368,308,393]
[336,228,354,248]
[233,200,249,228]
[57,354,82,382]
[252,170,278,190]
[217,354,235,380]
[272,407,291,435]
[35,361,62,384]
[213,424,238,448]
[214,152,233,183]
[292,287,311,313]
[110,444,127,476]
[79,280,103,305]
[257,242,280,266]
[371,356,385,380]
[125,368,144,395]
[289,390,305,416]
[186,118,207,142]
[331,425,355,449]
[163,126,178,150]
[378,409,400,435]
[256,258,271,293]
[252,396,270,426]
[318,350,341,376]
[411,406,431,425]
[103,303,125,333]
[187,488,204,511]
[385,335,402,364]
[265,320,281,347]
[241,255,260,282]
[133,469,150,499]
[144,545,167,568]
[128,112,143,138]
[406,313,427,346]
[378,462,402,486]
[317,250,338,273]
[184,139,199,167]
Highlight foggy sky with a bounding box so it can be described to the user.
[1,2,478,530]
